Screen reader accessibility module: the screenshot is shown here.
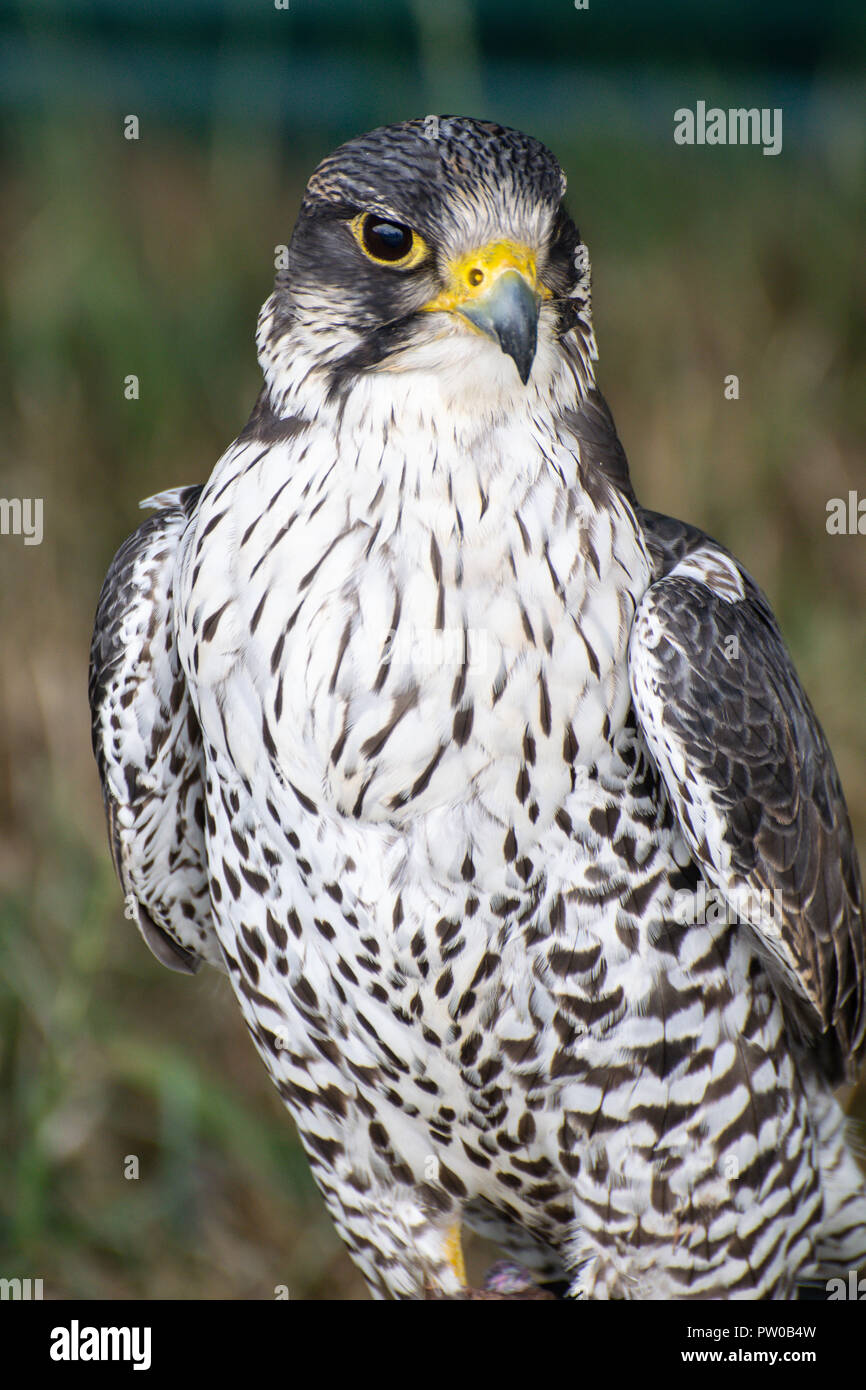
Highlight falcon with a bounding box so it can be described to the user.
[90,116,866,1299]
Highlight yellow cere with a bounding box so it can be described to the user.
[422,240,552,313]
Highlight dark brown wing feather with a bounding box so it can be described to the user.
[631,510,865,1081]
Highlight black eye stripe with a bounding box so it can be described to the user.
[361,215,415,263]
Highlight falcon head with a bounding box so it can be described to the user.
[258,117,596,414]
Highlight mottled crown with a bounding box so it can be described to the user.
[300,116,567,244]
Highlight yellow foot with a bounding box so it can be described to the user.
[443,1220,467,1286]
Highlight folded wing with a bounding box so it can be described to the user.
[89,486,222,974]
[629,510,865,1081]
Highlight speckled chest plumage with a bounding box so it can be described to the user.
[172,388,816,1299]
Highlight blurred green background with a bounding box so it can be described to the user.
[0,0,864,1300]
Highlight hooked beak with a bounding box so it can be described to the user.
[421,241,550,385]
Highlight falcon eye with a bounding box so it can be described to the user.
[351,213,427,268]
[363,217,413,260]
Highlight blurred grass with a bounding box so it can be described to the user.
[0,104,864,1298]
